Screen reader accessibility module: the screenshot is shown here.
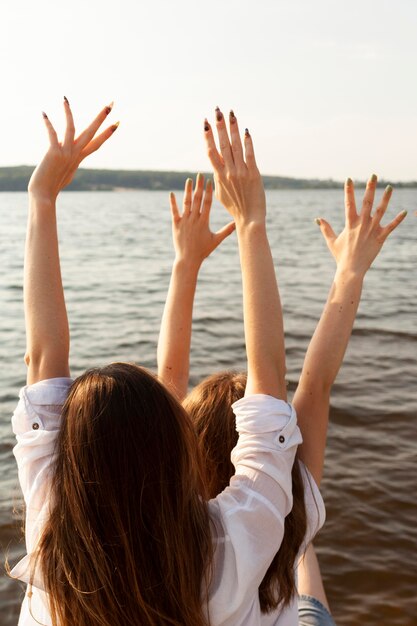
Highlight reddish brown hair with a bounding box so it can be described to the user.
[184,371,307,612]
[33,363,212,626]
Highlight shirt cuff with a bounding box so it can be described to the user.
[232,393,295,434]
[12,377,73,435]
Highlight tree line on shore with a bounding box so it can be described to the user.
[1,166,416,191]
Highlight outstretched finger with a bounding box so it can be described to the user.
[169,192,180,223]
[214,221,236,246]
[200,179,213,221]
[360,174,377,219]
[380,210,407,240]
[191,173,205,215]
[215,107,234,168]
[76,102,114,150]
[204,119,223,171]
[244,128,258,170]
[80,122,119,158]
[183,178,193,215]
[63,97,75,148]
[316,217,337,247]
[344,177,357,225]
[42,112,59,146]
[229,110,244,167]
[373,185,393,226]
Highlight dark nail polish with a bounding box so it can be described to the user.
[112,122,120,132]
[245,128,249,136]
[64,96,69,105]
[204,119,210,132]
[215,107,223,122]
[346,177,353,186]
[42,111,48,119]
[105,102,114,115]
[230,110,236,124]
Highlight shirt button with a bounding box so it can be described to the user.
[32,423,39,430]
[279,435,285,443]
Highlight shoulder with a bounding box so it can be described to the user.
[205,395,303,623]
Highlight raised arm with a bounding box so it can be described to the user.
[293,176,407,485]
[25,98,118,385]
[205,109,286,399]
[157,174,235,400]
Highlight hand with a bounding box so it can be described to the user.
[204,108,266,226]
[28,97,118,202]
[317,175,407,276]
[170,174,235,268]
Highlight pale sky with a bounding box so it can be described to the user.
[2,0,417,180]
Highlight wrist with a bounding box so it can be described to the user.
[235,218,267,236]
[173,257,201,277]
[335,265,366,281]
[28,193,57,210]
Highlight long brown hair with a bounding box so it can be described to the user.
[33,363,212,626]
[184,371,307,613]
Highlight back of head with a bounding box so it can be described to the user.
[185,370,307,613]
[184,371,246,499]
[35,363,211,626]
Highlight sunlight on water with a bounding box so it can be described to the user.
[1,190,416,625]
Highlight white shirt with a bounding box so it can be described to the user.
[11,379,324,626]
[258,463,325,626]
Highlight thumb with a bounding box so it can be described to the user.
[214,221,236,246]
[316,218,336,246]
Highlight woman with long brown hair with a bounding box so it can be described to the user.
[11,100,302,626]
[157,110,407,625]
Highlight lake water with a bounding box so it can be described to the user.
[0,190,416,625]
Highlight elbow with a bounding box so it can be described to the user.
[24,346,70,382]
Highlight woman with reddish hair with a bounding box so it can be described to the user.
[158,110,407,625]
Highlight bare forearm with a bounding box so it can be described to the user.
[24,197,70,384]
[293,268,364,484]
[237,221,286,399]
[298,268,364,395]
[157,259,199,401]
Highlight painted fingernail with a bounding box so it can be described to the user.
[400,210,408,217]
[346,177,353,186]
[244,128,250,137]
[42,111,48,119]
[105,101,114,115]
[370,173,377,183]
[315,218,321,226]
[215,106,223,122]
[64,96,69,106]
[204,118,210,132]
[230,110,236,123]
[111,121,120,132]
[186,178,192,185]
[385,184,393,194]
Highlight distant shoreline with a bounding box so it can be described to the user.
[1,166,417,191]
